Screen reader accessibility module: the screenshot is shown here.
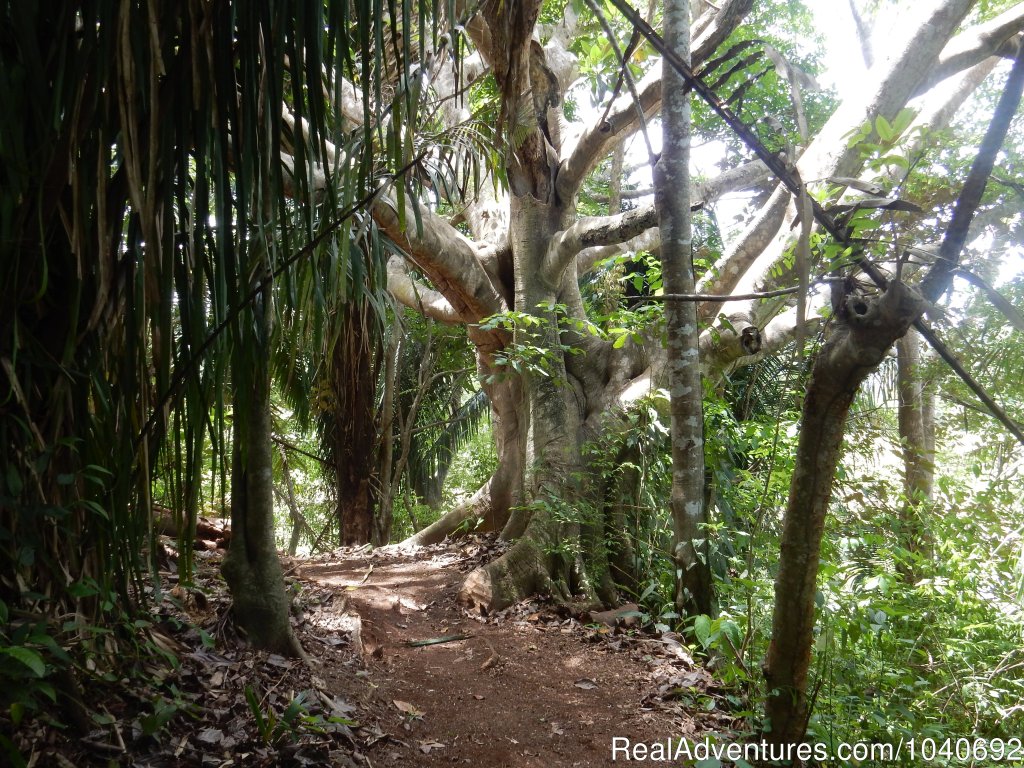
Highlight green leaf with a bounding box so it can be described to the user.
[875,115,894,143]
[693,614,712,648]
[2,647,45,677]
[891,107,915,136]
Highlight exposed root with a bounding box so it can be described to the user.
[459,510,601,612]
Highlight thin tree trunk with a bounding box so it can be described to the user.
[222,278,304,658]
[276,444,312,557]
[896,328,934,578]
[656,0,714,618]
[403,339,524,546]
[385,326,437,538]
[375,323,402,544]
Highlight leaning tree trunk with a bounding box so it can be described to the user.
[657,0,715,619]
[222,278,305,657]
[765,43,1024,742]
[764,281,925,743]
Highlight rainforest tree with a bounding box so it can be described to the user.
[355,0,1024,623]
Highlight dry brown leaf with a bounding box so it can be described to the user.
[393,699,424,718]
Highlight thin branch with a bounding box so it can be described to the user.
[916,321,1024,445]
[917,5,1024,95]
[583,0,656,164]
[271,435,327,466]
[921,44,1024,302]
[647,285,801,302]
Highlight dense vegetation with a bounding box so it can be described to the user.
[2,0,1023,764]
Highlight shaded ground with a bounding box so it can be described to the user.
[12,536,738,766]
[299,537,731,767]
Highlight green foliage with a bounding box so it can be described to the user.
[245,686,355,746]
[0,609,59,728]
[439,427,499,507]
[691,1,833,159]
[478,302,603,385]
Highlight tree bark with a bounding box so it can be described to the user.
[764,282,925,744]
[222,279,304,658]
[657,0,714,618]
[896,329,934,578]
[332,303,379,546]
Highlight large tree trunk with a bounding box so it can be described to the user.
[763,282,925,744]
[454,7,605,605]
[657,0,715,619]
[460,190,594,610]
[222,280,304,658]
[332,303,379,546]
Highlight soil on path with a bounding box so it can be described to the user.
[299,538,721,767]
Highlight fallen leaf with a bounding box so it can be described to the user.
[197,727,223,745]
[472,694,484,700]
[419,740,446,754]
[550,722,564,736]
[574,678,598,690]
[393,699,424,718]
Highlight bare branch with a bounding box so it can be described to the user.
[719,306,824,375]
[576,227,661,277]
[558,68,662,201]
[387,257,463,325]
[544,203,658,282]
[922,43,1024,302]
[374,197,505,323]
[917,4,1024,95]
[558,0,754,201]
[796,0,975,182]
[695,185,789,320]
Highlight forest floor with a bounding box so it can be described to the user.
[20,535,740,767]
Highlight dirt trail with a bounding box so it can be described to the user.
[300,539,713,767]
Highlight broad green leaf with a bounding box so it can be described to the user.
[2,647,45,677]
[693,614,712,647]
